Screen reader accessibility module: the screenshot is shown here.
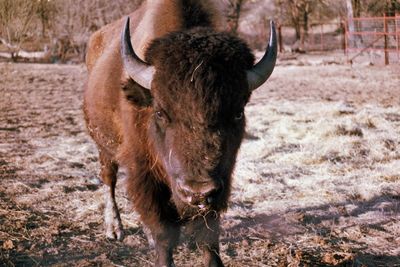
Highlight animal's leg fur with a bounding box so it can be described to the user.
[187,214,224,267]
[150,223,180,267]
[99,151,123,240]
[142,224,155,248]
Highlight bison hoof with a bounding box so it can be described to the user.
[142,225,155,248]
[105,220,124,241]
[104,200,124,240]
[103,185,124,241]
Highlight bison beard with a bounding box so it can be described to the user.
[83,1,276,266]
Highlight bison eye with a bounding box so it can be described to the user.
[234,111,244,121]
[154,109,170,126]
[155,111,164,119]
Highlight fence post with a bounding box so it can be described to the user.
[341,21,346,55]
[278,24,283,53]
[320,24,323,51]
[396,13,399,62]
[344,20,349,62]
[384,14,389,65]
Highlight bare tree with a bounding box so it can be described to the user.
[345,0,357,47]
[47,0,143,62]
[276,0,347,48]
[343,0,400,17]
[277,1,329,38]
[0,0,39,60]
[275,0,299,41]
[366,0,400,16]
[36,0,56,38]
[224,0,250,34]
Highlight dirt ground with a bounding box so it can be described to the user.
[0,58,399,266]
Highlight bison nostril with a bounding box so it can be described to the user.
[199,180,221,196]
[177,179,222,206]
[177,182,191,195]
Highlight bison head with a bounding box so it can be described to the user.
[121,18,276,213]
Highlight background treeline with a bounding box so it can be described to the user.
[0,0,399,63]
[0,0,142,62]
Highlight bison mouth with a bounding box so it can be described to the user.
[173,180,223,213]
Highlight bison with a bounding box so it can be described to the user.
[83,0,276,266]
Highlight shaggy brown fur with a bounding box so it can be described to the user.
[83,1,256,266]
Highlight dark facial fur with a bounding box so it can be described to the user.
[144,27,255,214]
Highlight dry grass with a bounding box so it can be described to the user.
[0,61,399,266]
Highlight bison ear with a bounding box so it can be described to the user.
[122,78,153,107]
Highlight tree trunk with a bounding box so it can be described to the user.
[227,0,244,35]
[352,0,363,43]
[303,11,309,38]
[384,12,389,65]
[41,22,46,38]
[353,0,361,17]
[278,24,283,53]
[346,0,357,47]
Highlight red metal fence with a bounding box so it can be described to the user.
[345,15,400,64]
[276,15,400,65]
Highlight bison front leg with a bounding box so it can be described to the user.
[148,223,180,267]
[99,152,124,240]
[189,213,224,267]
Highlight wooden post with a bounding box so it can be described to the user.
[278,24,283,53]
[344,20,349,62]
[341,22,346,55]
[395,14,399,62]
[384,14,389,65]
[310,26,314,51]
[320,24,323,51]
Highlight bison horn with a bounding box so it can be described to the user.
[247,21,277,91]
[121,17,154,90]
